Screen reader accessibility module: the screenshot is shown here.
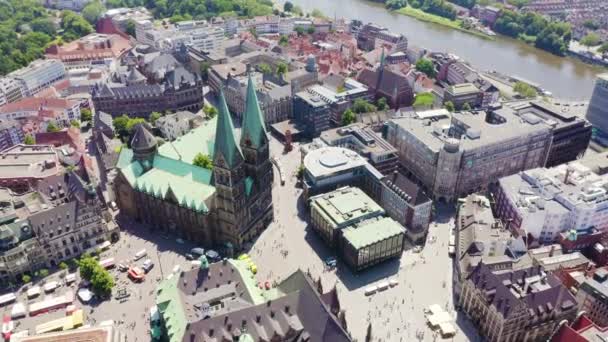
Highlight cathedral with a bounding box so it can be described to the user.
[113,75,274,251]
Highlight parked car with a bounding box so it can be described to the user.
[117,264,128,272]
[190,248,205,257]
[185,254,194,261]
[142,259,154,273]
[324,257,337,267]
[205,250,220,262]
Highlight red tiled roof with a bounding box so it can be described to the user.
[0,97,77,113]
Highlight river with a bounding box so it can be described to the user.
[284,0,604,99]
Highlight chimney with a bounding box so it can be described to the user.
[549,245,555,257]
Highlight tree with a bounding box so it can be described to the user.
[599,42,608,54]
[91,267,114,297]
[200,62,211,82]
[276,62,288,76]
[78,254,99,281]
[192,153,213,169]
[376,97,388,110]
[46,122,60,133]
[283,1,293,12]
[125,19,136,37]
[462,102,472,111]
[24,135,35,145]
[59,262,68,270]
[351,99,377,113]
[39,269,49,277]
[22,274,31,283]
[294,26,305,36]
[415,58,436,78]
[30,18,57,36]
[513,81,538,98]
[581,33,601,48]
[203,104,218,119]
[296,164,305,178]
[311,8,324,18]
[292,5,303,16]
[80,108,92,122]
[70,120,80,128]
[341,109,356,126]
[61,10,93,41]
[279,35,289,46]
[150,111,163,125]
[258,63,272,74]
[583,20,599,30]
[307,26,315,35]
[386,0,406,10]
[82,1,106,25]
[444,101,455,112]
[413,92,435,108]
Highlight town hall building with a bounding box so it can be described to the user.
[113,75,274,250]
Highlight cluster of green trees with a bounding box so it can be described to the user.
[415,58,437,78]
[105,0,273,21]
[203,104,218,119]
[0,0,65,75]
[493,10,571,55]
[410,0,457,20]
[60,10,94,42]
[79,254,114,298]
[385,0,407,10]
[513,81,538,98]
[342,98,385,126]
[113,115,147,141]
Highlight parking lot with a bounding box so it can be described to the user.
[0,222,197,341]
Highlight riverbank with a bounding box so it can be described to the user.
[394,6,494,40]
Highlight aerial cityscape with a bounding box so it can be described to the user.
[0,0,607,341]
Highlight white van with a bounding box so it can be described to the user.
[133,249,147,261]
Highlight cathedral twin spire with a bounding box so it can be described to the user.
[213,73,267,168]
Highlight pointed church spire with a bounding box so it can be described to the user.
[241,74,268,148]
[214,89,242,167]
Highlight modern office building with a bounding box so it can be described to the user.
[155,259,352,342]
[114,76,273,250]
[460,263,578,342]
[309,187,385,246]
[8,60,66,97]
[575,268,608,327]
[309,186,405,271]
[293,89,332,138]
[320,123,399,175]
[586,73,608,146]
[443,83,481,109]
[495,162,608,244]
[386,100,591,202]
[0,78,25,106]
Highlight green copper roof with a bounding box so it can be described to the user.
[116,147,134,169]
[158,116,217,164]
[245,176,253,197]
[342,216,405,250]
[133,154,214,212]
[156,275,187,342]
[241,74,268,148]
[214,90,243,167]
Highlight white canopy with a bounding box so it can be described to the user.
[26,286,41,298]
[427,312,452,328]
[439,322,456,337]
[43,281,58,292]
[77,288,93,303]
[10,303,26,319]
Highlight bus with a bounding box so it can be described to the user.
[99,258,115,269]
[0,294,16,307]
[29,291,74,316]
